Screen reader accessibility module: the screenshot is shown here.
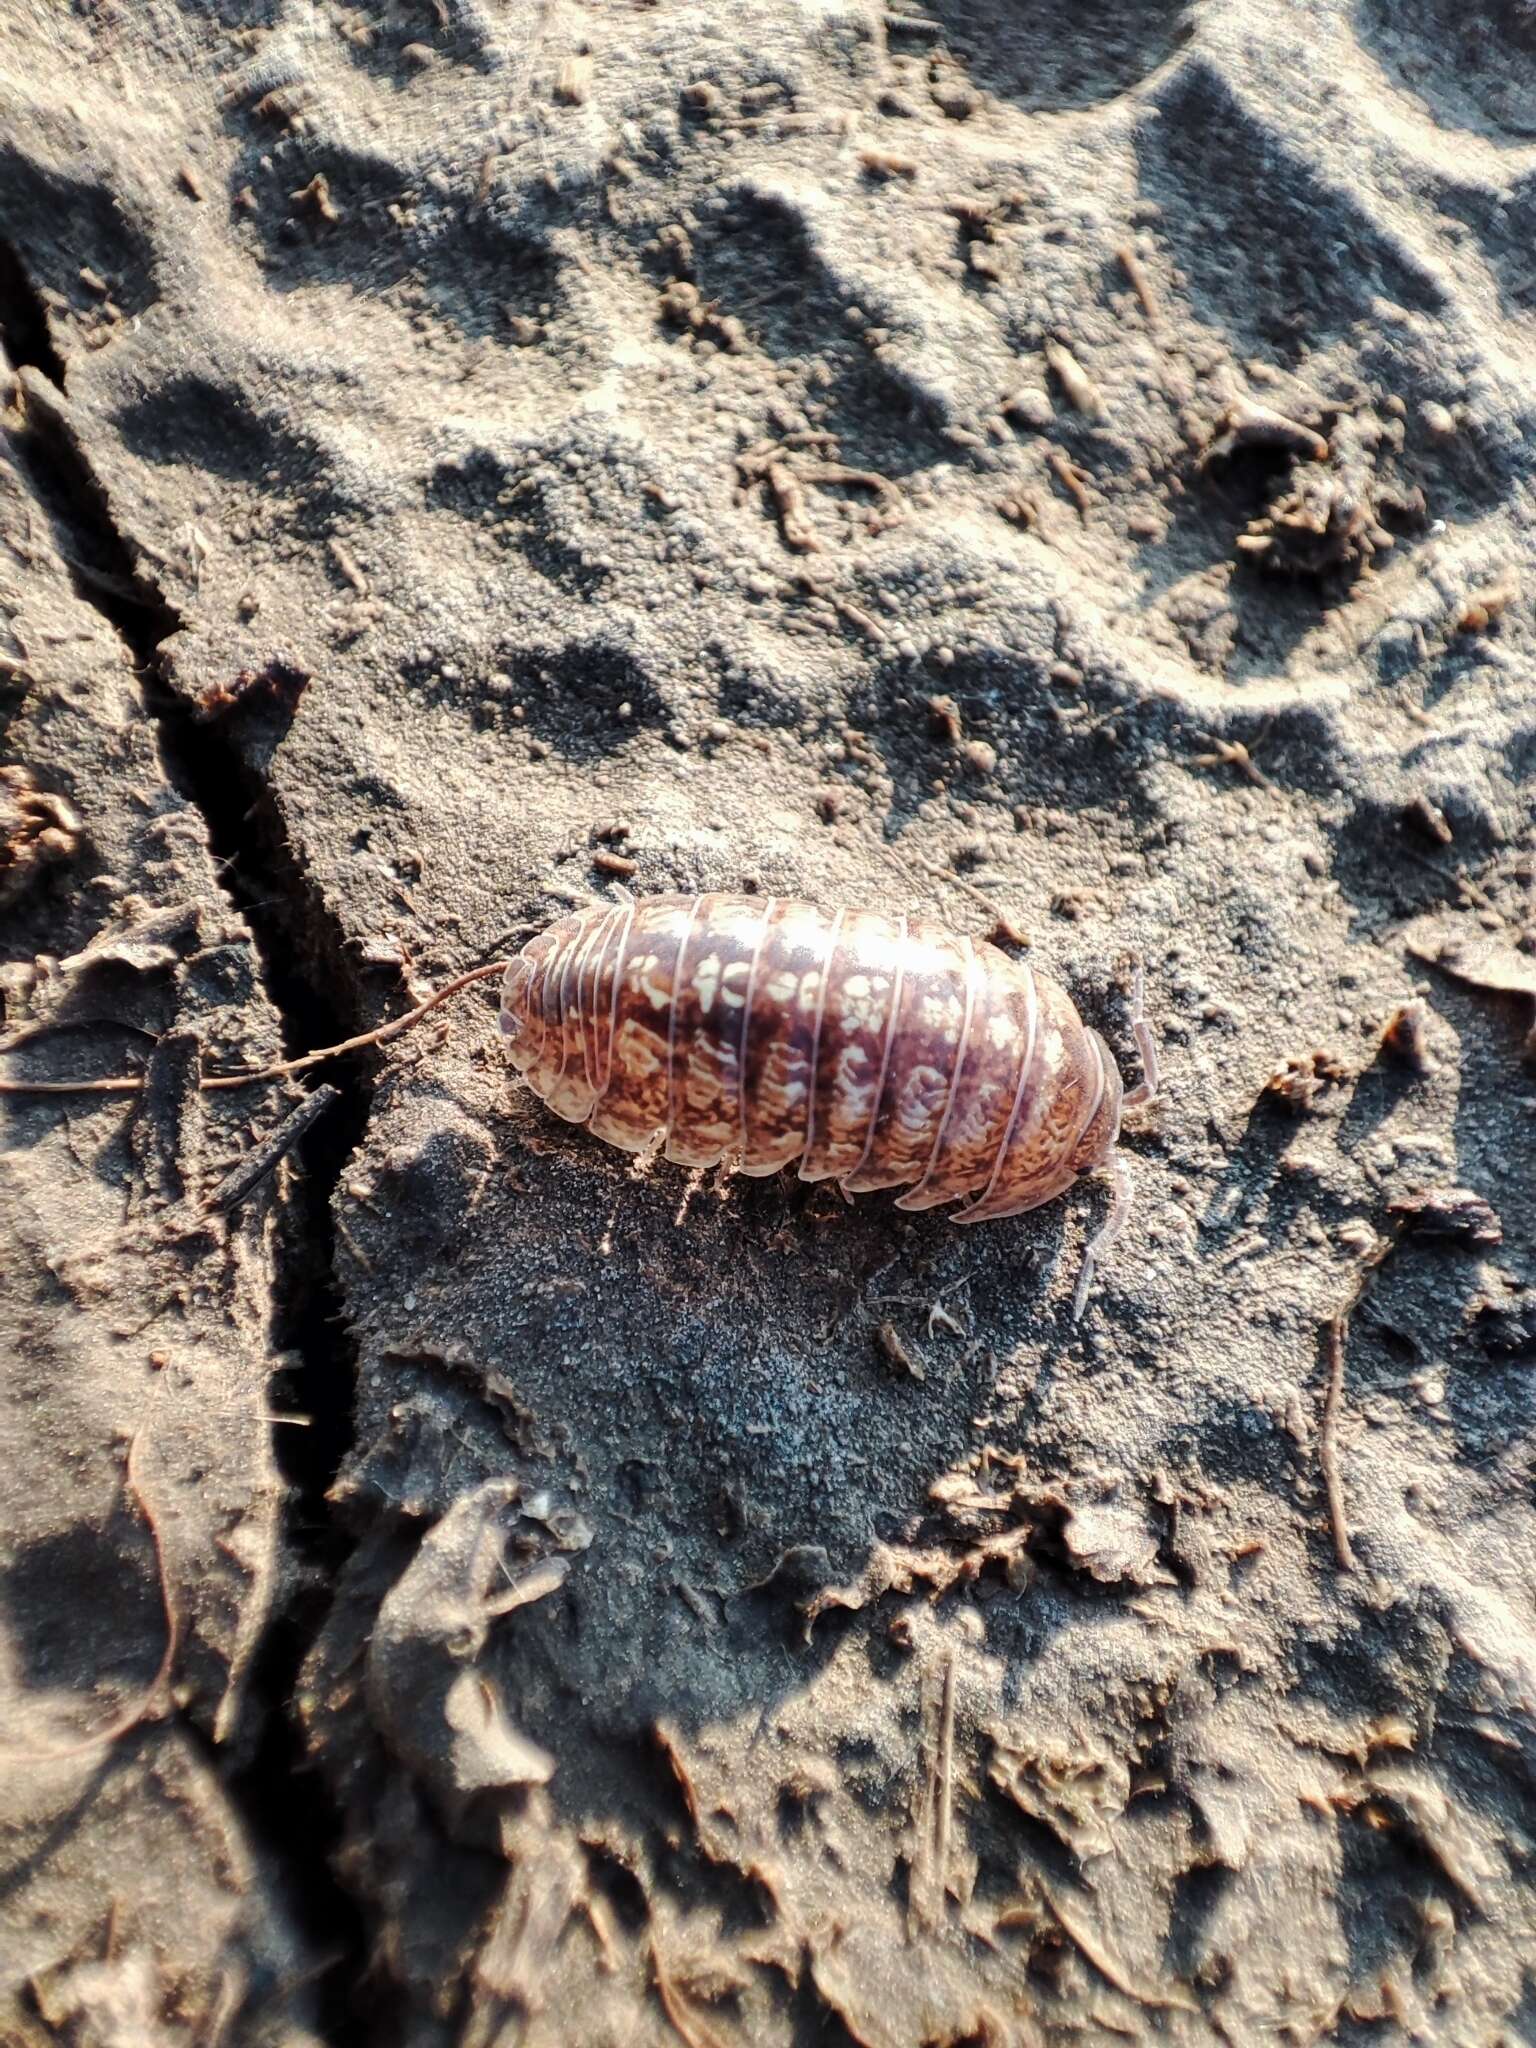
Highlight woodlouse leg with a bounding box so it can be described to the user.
[1121,960,1160,1111]
[1072,1153,1134,1321]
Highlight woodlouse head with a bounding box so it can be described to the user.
[1067,1028,1124,1176]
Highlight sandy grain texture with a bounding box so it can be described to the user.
[2,0,1535,2042]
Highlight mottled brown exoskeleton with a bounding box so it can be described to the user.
[501,893,1158,1317]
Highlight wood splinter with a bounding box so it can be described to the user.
[1114,242,1161,326]
[208,1082,341,1211]
[1043,339,1106,420]
[1318,1226,1404,1573]
[1046,450,1092,516]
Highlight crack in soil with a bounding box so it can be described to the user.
[1,235,371,2044]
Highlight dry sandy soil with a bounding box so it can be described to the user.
[2,1,1535,2043]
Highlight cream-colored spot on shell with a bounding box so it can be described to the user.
[799,970,822,1010]
[987,1014,1019,1052]
[694,952,722,1013]
[614,1019,664,1076]
[637,957,673,1009]
[718,960,751,1009]
[1035,1022,1066,1077]
[839,975,889,1032]
[919,992,964,1035]
[764,968,798,1005]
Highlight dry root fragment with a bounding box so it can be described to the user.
[797,461,903,529]
[1208,396,1329,463]
[765,461,820,553]
[1114,242,1161,324]
[859,148,917,179]
[1320,1301,1358,1571]
[738,442,900,552]
[290,172,340,223]
[877,1320,926,1382]
[554,52,593,105]
[1457,577,1517,632]
[591,849,637,879]
[995,490,1039,527]
[1239,466,1424,580]
[1263,1048,1351,1111]
[329,536,369,593]
[927,693,963,743]
[0,766,83,909]
[193,657,309,722]
[1402,794,1453,845]
[1191,734,1276,790]
[657,278,746,353]
[1046,450,1091,515]
[1043,339,1106,419]
[1237,473,1373,575]
[1380,999,1435,1073]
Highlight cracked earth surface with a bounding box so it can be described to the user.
[3,2,1535,2042]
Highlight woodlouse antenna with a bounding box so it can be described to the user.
[1074,1153,1135,1323]
[1122,959,1160,1111]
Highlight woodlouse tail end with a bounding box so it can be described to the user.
[1067,1030,1124,1176]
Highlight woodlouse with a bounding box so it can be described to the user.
[501,892,1158,1316]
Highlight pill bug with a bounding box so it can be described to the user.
[501,892,1158,1316]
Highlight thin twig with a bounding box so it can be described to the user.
[1192,733,1277,792]
[650,1939,727,2048]
[933,1651,956,1905]
[0,960,508,1098]
[207,1083,341,1211]
[1318,1227,1404,1574]
[1320,1308,1357,1572]
[1115,242,1161,326]
[1046,449,1092,515]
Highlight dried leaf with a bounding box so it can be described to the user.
[1060,1501,1172,1587]
[1387,1185,1502,1247]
